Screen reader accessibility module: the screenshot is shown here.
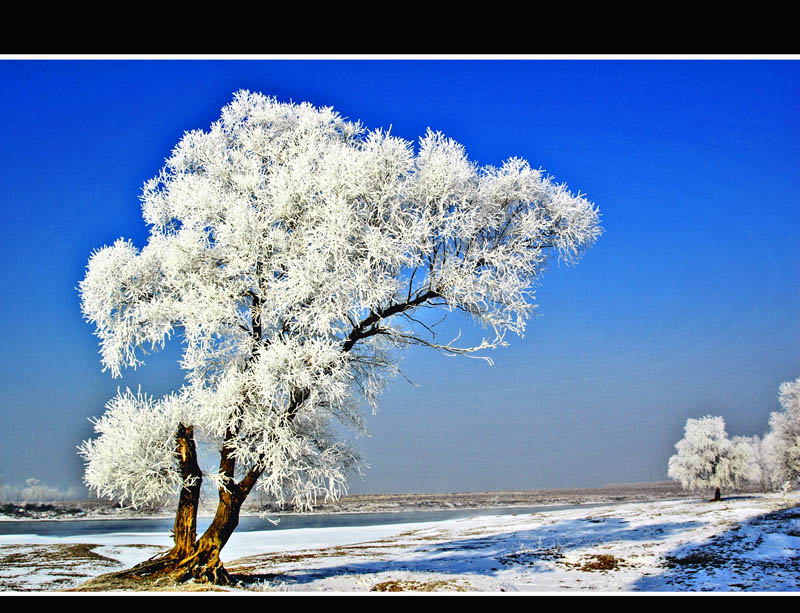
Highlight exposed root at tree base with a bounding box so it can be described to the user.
[67,553,237,592]
[68,573,232,592]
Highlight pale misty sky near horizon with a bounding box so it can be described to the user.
[0,58,798,497]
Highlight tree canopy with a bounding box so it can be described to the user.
[667,415,752,498]
[78,91,602,581]
[768,376,800,485]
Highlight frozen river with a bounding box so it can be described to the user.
[0,503,594,538]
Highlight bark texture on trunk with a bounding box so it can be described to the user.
[165,434,265,585]
[82,485,249,587]
[172,423,203,559]
[95,407,272,585]
[711,486,721,502]
[170,488,245,584]
[96,423,207,583]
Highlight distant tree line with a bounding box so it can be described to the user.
[0,478,82,503]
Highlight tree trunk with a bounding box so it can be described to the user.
[167,488,244,584]
[81,424,274,588]
[171,424,202,559]
[94,424,204,583]
[167,443,264,585]
[104,485,245,587]
[711,486,721,502]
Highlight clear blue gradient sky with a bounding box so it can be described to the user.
[1,58,798,495]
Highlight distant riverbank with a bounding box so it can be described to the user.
[0,502,611,539]
[0,481,711,523]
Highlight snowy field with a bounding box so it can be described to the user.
[1,492,798,593]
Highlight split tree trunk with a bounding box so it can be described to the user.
[167,425,265,585]
[107,408,273,585]
[170,487,247,584]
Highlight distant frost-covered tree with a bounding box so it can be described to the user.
[667,416,752,502]
[742,433,783,493]
[78,91,601,584]
[767,376,800,487]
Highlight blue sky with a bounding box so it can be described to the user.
[0,58,798,496]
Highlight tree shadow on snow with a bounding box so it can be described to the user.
[232,514,704,587]
[631,504,800,592]
[715,495,759,502]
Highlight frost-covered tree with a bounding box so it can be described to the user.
[667,416,753,502]
[767,376,800,487]
[742,433,783,492]
[79,91,601,583]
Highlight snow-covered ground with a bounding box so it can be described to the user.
[1,492,798,592]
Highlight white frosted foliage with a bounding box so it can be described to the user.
[767,376,800,485]
[79,91,601,510]
[78,389,193,508]
[667,416,753,493]
[744,432,783,492]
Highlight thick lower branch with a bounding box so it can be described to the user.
[343,289,440,352]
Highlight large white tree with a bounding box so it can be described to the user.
[79,91,602,583]
[667,415,753,501]
[767,376,800,487]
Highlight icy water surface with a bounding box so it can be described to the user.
[0,503,598,538]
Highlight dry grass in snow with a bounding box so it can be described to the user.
[1,492,798,593]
